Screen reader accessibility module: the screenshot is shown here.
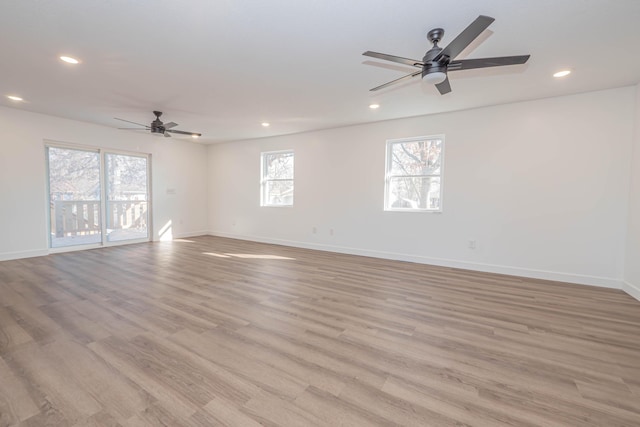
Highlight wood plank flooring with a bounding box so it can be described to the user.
[1,235,640,426]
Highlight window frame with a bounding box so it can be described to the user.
[260,149,294,207]
[384,135,444,213]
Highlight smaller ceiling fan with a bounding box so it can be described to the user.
[363,15,530,94]
[115,111,202,138]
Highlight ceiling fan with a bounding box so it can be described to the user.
[115,111,202,138]
[363,15,530,94]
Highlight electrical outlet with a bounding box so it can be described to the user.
[329,228,334,236]
[468,240,476,249]
[312,226,317,234]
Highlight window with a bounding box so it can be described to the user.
[46,144,150,249]
[385,135,444,211]
[261,150,294,206]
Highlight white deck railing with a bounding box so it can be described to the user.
[51,200,148,237]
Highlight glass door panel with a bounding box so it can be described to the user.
[47,146,102,248]
[105,153,149,242]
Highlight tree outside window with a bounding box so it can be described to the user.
[385,136,443,211]
[261,150,294,206]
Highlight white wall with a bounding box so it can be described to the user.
[208,87,635,288]
[0,106,208,260]
[624,84,640,299]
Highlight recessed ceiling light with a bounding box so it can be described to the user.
[60,56,79,64]
[369,104,380,109]
[7,95,23,101]
[553,70,571,78]
[261,122,270,127]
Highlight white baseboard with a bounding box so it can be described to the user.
[0,249,49,262]
[623,281,640,302]
[207,230,623,290]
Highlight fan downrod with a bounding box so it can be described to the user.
[427,28,444,47]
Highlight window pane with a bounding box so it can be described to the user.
[387,177,441,210]
[48,147,102,247]
[105,154,149,242]
[390,139,442,175]
[265,152,294,179]
[265,180,293,206]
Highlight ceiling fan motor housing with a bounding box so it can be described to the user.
[151,113,165,133]
[151,111,164,133]
[150,123,165,134]
[422,46,448,79]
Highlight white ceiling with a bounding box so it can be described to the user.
[2,0,640,144]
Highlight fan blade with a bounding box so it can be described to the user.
[370,70,422,91]
[118,127,151,130]
[435,76,452,95]
[163,121,178,129]
[114,117,148,127]
[434,15,495,62]
[448,55,530,71]
[163,132,171,138]
[166,129,202,137]
[363,51,423,67]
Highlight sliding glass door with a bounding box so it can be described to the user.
[47,146,102,248]
[105,153,149,242]
[47,145,150,249]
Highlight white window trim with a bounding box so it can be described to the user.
[384,135,444,213]
[260,149,294,207]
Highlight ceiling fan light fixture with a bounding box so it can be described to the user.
[191,134,199,139]
[369,104,380,109]
[422,71,447,85]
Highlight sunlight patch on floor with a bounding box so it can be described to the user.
[202,252,295,260]
[203,252,232,258]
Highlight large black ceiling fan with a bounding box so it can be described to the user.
[363,15,530,94]
[115,111,202,138]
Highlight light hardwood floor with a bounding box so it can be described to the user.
[1,236,640,426]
